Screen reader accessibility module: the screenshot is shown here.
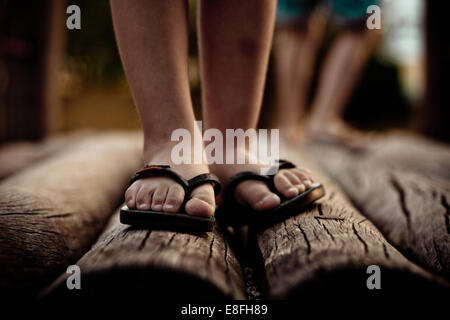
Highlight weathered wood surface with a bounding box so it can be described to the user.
[0,131,142,295]
[359,132,450,180]
[44,211,246,300]
[252,141,445,299]
[0,142,51,179]
[306,133,450,278]
[0,130,94,180]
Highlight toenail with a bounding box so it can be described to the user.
[139,203,148,209]
[304,180,313,188]
[288,187,299,195]
[259,194,278,205]
[164,204,174,210]
[153,204,163,211]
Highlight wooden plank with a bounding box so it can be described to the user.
[251,142,445,299]
[43,210,246,300]
[0,131,142,296]
[0,130,94,180]
[306,133,450,278]
[0,142,51,179]
[362,132,450,180]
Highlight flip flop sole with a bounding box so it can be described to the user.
[253,182,325,229]
[120,205,215,233]
[218,183,325,229]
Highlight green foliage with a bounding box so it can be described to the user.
[66,0,122,83]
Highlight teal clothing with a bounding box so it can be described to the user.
[277,0,378,23]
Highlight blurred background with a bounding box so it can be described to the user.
[0,0,448,143]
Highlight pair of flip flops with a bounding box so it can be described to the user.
[120,160,325,232]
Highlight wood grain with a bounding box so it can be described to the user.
[306,133,450,278]
[43,211,246,300]
[0,131,142,295]
[252,142,445,299]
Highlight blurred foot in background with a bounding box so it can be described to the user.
[274,0,380,149]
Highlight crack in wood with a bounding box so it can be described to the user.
[44,213,73,219]
[283,221,295,242]
[314,216,344,221]
[295,223,311,255]
[433,240,444,271]
[317,203,324,216]
[183,237,191,248]
[0,212,41,216]
[441,195,450,234]
[223,239,233,295]
[138,230,151,250]
[156,233,176,253]
[317,220,335,243]
[390,175,412,234]
[352,223,368,254]
[382,244,390,259]
[209,235,215,259]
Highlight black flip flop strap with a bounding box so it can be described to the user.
[188,173,222,196]
[129,165,190,197]
[223,171,272,204]
[223,160,297,203]
[129,166,222,206]
[277,159,296,170]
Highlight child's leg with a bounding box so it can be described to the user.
[274,12,326,142]
[111,0,215,217]
[308,27,379,144]
[199,0,314,211]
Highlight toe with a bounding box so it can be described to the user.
[283,169,302,185]
[125,183,139,209]
[163,184,185,213]
[151,183,169,212]
[273,171,299,198]
[136,185,153,210]
[283,169,308,192]
[235,180,280,211]
[185,184,215,217]
[292,168,314,189]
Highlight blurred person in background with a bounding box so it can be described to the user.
[274,0,380,147]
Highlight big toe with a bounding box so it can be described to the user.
[235,180,280,212]
[185,184,216,217]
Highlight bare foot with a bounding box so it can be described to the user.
[210,148,314,212]
[280,125,305,146]
[124,144,216,218]
[307,118,373,150]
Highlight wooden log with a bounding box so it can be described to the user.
[0,130,94,180]
[360,132,450,179]
[0,131,142,296]
[306,134,450,278]
[0,142,51,179]
[251,142,445,299]
[43,211,246,300]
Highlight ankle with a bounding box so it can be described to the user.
[143,144,173,165]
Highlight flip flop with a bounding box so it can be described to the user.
[216,160,325,230]
[120,165,221,232]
